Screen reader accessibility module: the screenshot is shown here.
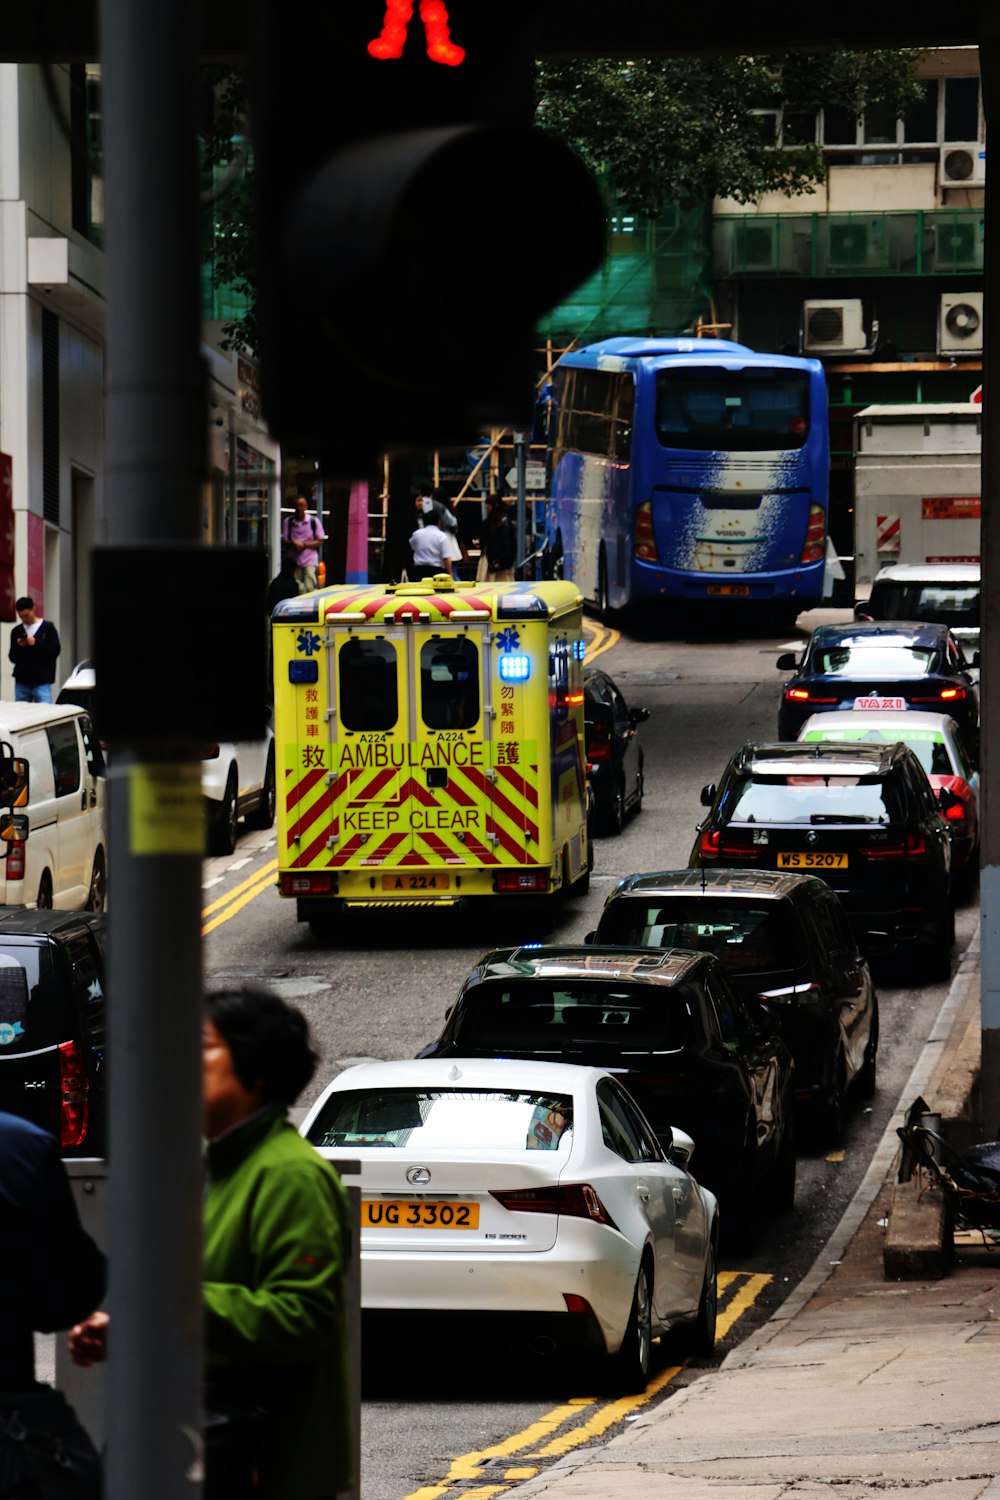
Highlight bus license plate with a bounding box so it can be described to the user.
[362,1199,479,1229]
[381,874,450,892]
[777,852,848,870]
[706,584,750,597]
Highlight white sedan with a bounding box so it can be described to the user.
[301,1057,719,1391]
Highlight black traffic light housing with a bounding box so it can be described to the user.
[251,0,605,474]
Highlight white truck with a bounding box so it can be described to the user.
[853,403,981,588]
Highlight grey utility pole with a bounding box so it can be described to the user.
[99,0,206,1492]
[980,33,1000,1138]
[513,429,528,576]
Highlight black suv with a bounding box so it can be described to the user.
[420,943,795,1250]
[592,868,878,1142]
[583,668,648,836]
[690,741,954,978]
[0,911,107,1155]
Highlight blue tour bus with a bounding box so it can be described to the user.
[543,337,830,615]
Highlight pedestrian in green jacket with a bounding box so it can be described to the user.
[71,986,352,1500]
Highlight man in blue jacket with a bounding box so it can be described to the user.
[9,597,61,703]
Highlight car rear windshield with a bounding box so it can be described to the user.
[596,899,807,971]
[731,773,905,825]
[449,982,695,1055]
[0,945,59,1056]
[306,1087,573,1152]
[809,642,939,677]
[655,368,810,451]
[868,583,980,632]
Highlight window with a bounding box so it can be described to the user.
[338,638,398,731]
[64,929,105,1050]
[79,717,106,781]
[655,369,810,452]
[903,81,939,144]
[554,368,634,462]
[0,944,59,1055]
[306,1087,573,1152]
[550,639,570,724]
[450,980,694,1055]
[730,773,905,826]
[420,637,479,730]
[944,77,981,142]
[597,1080,643,1162]
[610,1082,663,1161]
[47,723,81,798]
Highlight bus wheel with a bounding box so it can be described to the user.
[597,550,611,621]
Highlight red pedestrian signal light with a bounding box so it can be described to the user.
[369,0,466,65]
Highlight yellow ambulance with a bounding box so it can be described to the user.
[272,577,590,935]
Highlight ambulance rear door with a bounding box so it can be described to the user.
[328,626,412,871]
[408,622,502,879]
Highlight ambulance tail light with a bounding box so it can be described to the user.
[800,504,826,565]
[280,872,337,896]
[634,502,658,562]
[7,841,25,881]
[495,871,551,894]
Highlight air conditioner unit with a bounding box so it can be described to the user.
[939,291,983,354]
[827,220,881,271]
[736,222,778,272]
[803,299,866,354]
[940,144,986,188]
[934,217,982,271]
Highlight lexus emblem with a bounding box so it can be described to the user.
[406,1166,432,1186]
[806,830,818,845]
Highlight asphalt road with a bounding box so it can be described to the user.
[202,607,976,1500]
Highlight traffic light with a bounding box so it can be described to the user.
[250,0,605,474]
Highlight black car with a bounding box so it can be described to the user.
[420,943,795,1249]
[591,868,878,1142]
[0,910,106,1156]
[775,621,979,761]
[690,740,954,979]
[584,668,648,835]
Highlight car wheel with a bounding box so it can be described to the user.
[209,771,239,856]
[36,872,53,910]
[247,749,276,830]
[634,752,644,816]
[613,1261,653,1394]
[677,1238,718,1358]
[720,1134,759,1254]
[597,549,611,622]
[815,1060,845,1148]
[766,1117,796,1213]
[86,849,106,913]
[598,776,626,837]
[857,998,879,1100]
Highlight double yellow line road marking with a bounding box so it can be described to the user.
[200,618,618,939]
[404,1272,771,1500]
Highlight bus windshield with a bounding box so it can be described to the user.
[655,369,810,451]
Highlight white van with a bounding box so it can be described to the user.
[0,703,106,910]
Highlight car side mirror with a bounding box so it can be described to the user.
[668,1127,695,1168]
[630,706,650,726]
[863,930,893,957]
[584,929,596,944]
[444,1005,453,1019]
[937,786,961,813]
[776,652,800,671]
[700,783,717,807]
[972,650,981,668]
[853,600,872,620]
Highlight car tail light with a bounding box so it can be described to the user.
[699,829,721,860]
[58,1041,89,1149]
[633,502,658,562]
[944,801,967,824]
[588,723,612,764]
[784,688,839,705]
[202,743,221,760]
[859,833,926,860]
[6,840,25,881]
[490,1183,618,1228]
[495,870,550,893]
[280,873,335,896]
[718,840,758,862]
[912,687,967,704]
[800,504,826,565]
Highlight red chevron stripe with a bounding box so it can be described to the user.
[286,766,327,812]
[459,832,500,865]
[345,764,399,805]
[463,765,538,844]
[361,831,408,865]
[292,821,341,868]
[496,764,540,809]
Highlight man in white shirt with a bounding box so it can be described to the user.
[409,511,453,580]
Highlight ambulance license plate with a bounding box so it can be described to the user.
[777,851,848,870]
[362,1199,479,1229]
[381,874,450,892]
[706,584,750,597]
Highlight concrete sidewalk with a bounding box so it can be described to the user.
[515,937,1000,1500]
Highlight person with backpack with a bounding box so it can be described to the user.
[281,497,327,594]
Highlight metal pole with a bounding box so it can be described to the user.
[514,429,527,577]
[99,0,206,1493]
[980,33,1000,1137]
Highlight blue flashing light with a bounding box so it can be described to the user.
[573,639,586,661]
[289,660,319,685]
[499,654,531,682]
